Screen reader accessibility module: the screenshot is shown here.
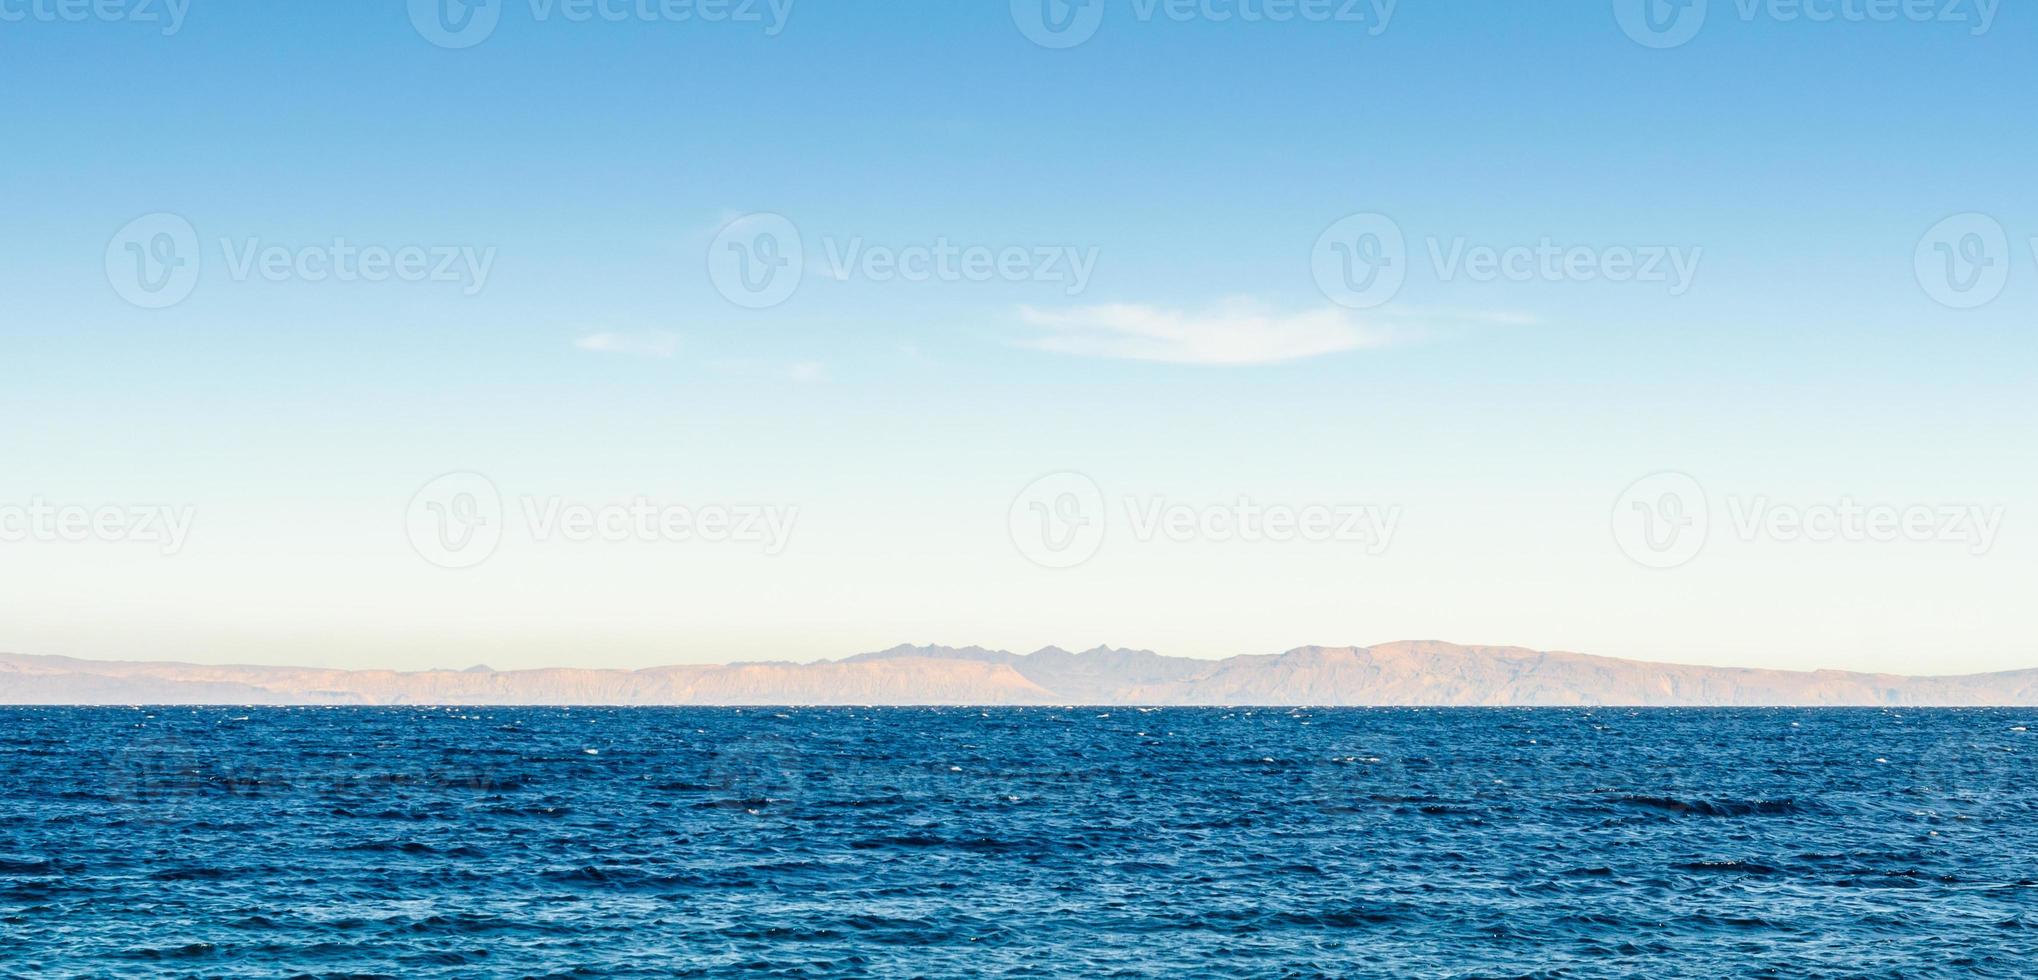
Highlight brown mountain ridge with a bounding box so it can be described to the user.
[4,641,2037,706]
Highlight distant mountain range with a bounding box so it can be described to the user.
[4,642,2037,706]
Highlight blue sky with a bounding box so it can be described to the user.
[1,1,2033,672]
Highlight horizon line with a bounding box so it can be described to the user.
[7,640,2037,682]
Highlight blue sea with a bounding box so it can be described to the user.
[1,707,2033,978]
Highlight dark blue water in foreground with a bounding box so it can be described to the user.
[2,708,2035,978]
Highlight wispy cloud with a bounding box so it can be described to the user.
[573,330,681,358]
[1016,300,1394,365]
[1015,300,1540,365]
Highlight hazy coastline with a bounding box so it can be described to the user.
[7,641,2037,707]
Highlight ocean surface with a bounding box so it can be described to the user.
[1,707,2033,978]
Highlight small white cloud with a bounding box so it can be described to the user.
[1016,300,1392,365]
[787,361,825,383]
[574,331,681,358]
